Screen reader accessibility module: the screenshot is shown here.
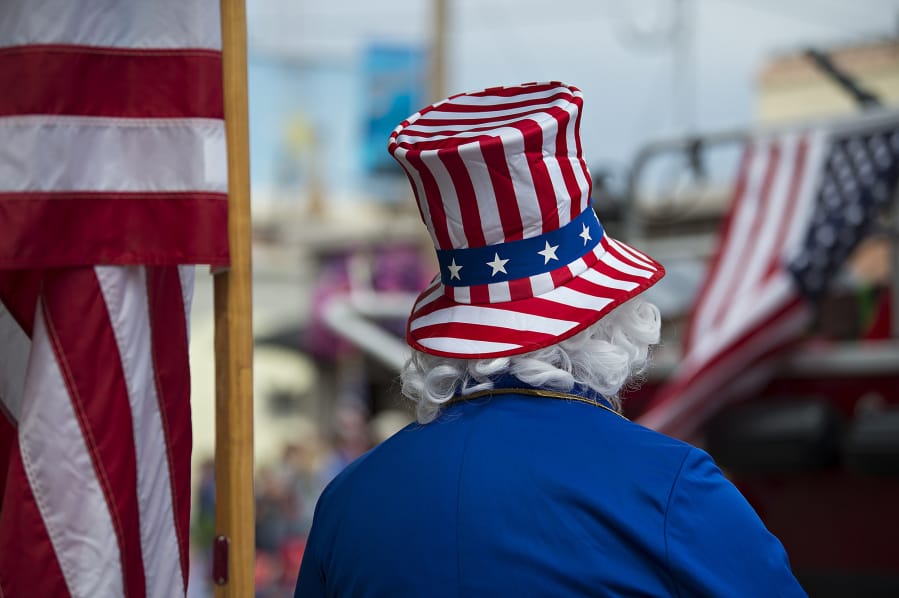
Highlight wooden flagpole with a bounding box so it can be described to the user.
[214,0,254,596]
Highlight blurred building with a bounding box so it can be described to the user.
[757,38,899,123]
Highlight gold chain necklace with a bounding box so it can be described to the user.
[446,387,628,420]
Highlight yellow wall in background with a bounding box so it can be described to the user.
[757,40,899,123]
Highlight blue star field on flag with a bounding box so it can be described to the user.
[788,125,899,300]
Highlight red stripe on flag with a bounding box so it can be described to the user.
[507,295,606,323]
[550,265,572,288]
[424,90,576,112]
[0,45,223,118]
[565,275,629,300]
[668,294,806,410]
[0,270,42,334]
[480,138,524,241]
[468,285,491,304]
[674,328,806,436]
[408,294,452,321]
[438,147,486,247]
[601,237,654,272]
[413,321,560,348]
[593,255,656,286]
[0,446,72,598]
[510,118,559,232]
[682,145,755,353]
[393,135,497,152]
[41,268,147,598]
[403,152,453,249]
[544,106,582,222]
[571,95,588,194]
[410,102,575,129]
[642,294,806,435]
[0,410,15,514]
[605,238,654,270]
[146,267,192,591]
[468,82,563,98]
[507,277,533,301]
[394,91,581,152]
[394,161,429,225]
[0,192,229,269]
[400,125,513,139]
[710,142,781,331]
[764,137,809,281]
[660,326,806,439]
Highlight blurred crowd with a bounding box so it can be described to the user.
[189,401,412,597]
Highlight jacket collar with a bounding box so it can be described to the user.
[458,374,617,413]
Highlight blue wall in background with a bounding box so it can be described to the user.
[247,44,425,205]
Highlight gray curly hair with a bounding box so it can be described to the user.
[400,298,662,423]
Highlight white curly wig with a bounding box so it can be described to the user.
[400,298,661,423]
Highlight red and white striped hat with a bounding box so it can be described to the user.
[388,82,665,359]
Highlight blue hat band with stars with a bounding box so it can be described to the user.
[436,203,603,287]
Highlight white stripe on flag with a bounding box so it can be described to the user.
[689,271,795,365]
[599,250,656,279]
[19,299,124,597]
[529,271,557,297]
[0,116,227,193]
[556,98,588,219]
[606,238,655,270]
[640,300,810,437]
[391,148,436,246]
[565,102,590,212]
[396,123,561,144]
[96,266,184,597]
[727,135,799,315]
[418,337,521,354]
[449,285,471,304]
[412,280,444,311]
[446,86,579,107]
[418,150,467,248]
[536,111,578,227]
[564,256,589,280]
[458,142,503,243]
[0,0,222,50]
[0,300,29,423]
[691,139,774,339]
[504,132,543,239]
[408,98,577,131]
[542,286,615,311]
[487,281,511,303]
[178,266,196,343]
[409,304,578,335]
[784,131,828,261]
[580,267,640,291]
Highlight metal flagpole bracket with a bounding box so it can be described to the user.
[212,534,231,585]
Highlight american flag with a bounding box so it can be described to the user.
[637,111,899,440]
[0,1,228,596]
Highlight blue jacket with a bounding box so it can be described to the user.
[295,387,807,597]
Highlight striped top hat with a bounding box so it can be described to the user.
[388,81,665,359]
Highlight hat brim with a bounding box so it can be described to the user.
[406,232,665,359]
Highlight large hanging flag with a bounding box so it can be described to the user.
[638,110,899,440]
[0,1,228,596]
